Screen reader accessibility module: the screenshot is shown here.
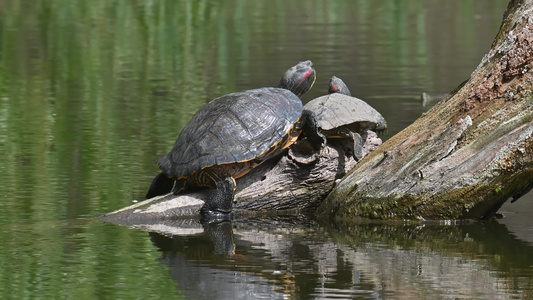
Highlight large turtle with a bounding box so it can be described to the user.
[145,60,325,220]
[304,76,386,160]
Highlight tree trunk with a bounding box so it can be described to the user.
[102,0,533,226]
[316,0,533,223]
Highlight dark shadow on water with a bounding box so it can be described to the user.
[147,217,533,299]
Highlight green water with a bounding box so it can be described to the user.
[1,0,532,299]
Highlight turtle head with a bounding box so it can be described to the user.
[278,60,316,97]
[328,76,352,96]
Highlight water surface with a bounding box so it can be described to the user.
[1,0,532,299]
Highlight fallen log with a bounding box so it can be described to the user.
[100,132,381,225]
[316,0,533,222]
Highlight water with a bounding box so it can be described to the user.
[1,0,532,299]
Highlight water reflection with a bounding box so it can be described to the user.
[147,218,533,299]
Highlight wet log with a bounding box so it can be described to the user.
[100,133,381,225]
[316,0,533,223]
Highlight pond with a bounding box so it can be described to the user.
[0,0,532,299]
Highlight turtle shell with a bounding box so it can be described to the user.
[158,87,303,180]
[304,93,387,132]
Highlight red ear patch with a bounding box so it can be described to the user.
[332,86,338,91]
[304,69,313,79]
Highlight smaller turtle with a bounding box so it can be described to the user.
[304,76,387,160]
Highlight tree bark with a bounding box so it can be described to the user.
[102,0,533,226]
[316,0,533,223]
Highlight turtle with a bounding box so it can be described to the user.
[145,60,325,220]
[303,76,387,161]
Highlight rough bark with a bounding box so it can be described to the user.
[316,0,533,223]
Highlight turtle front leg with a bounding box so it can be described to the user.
[200,174,236,222]
[301,109,327,149]
[349,131,364,161]
[327,127,364,161]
